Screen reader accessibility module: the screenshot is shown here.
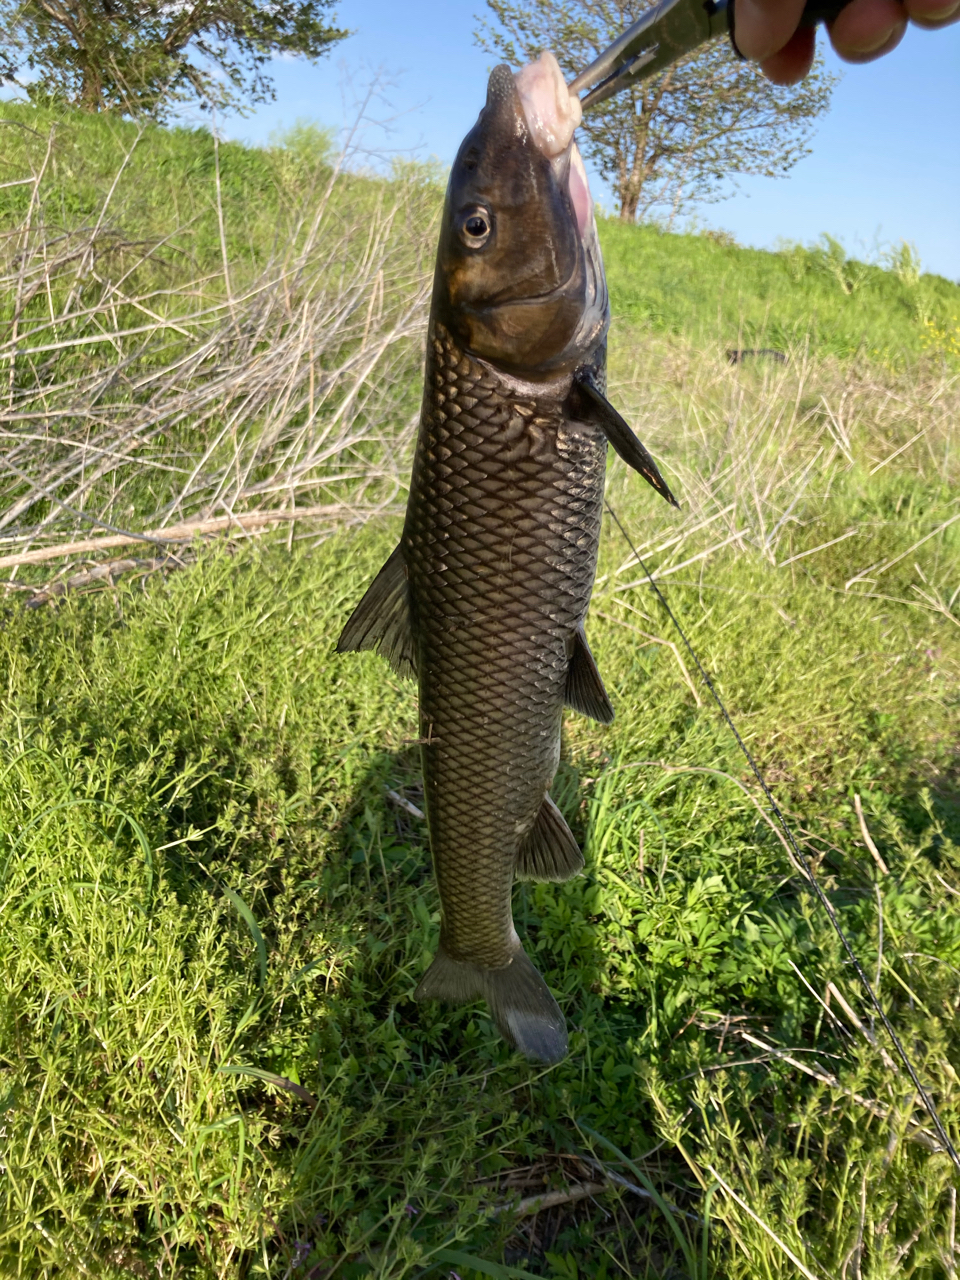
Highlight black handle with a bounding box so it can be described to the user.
[728,0,851,58]
[797,0,853,24]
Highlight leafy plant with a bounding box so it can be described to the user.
[0,0,349,116]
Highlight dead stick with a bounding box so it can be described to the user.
[385,789,424,820]
[494,1182,608,1219]
[825,982,897,1070]
[0,506,349,570]
[738,1031,939,1151]
[854,793,889,875]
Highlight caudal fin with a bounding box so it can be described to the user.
[415,945,568,1065]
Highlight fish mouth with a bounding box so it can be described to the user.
[514,53,590,237]
[460,265,591,377]
[511,53,608,369]
[464,254,581,316]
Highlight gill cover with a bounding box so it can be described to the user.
[436,64,598,375]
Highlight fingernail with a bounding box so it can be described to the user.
[845,22,899,52]
[921,0,959,17]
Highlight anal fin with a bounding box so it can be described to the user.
[573,371,679,508]
[515,794,584,882]
[565,624,614,724]
[336,544,417,679]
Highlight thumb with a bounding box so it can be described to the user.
[732,0,810,58]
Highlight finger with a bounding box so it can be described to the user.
[759,25,817,82]
[904,0,960,28]
[827,0,908,60]
[733,0,808,60]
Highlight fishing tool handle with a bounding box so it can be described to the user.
[728,0,853,58]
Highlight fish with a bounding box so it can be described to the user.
[337,51,677,1065]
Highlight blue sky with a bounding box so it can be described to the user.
[221,2,958,282]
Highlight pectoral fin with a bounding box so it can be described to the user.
[565,624,614,724]
[336,544,417,679]
[515,793,584,882]
[573,371,679,508]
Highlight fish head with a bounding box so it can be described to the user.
[435,52,608,378]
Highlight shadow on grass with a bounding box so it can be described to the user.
[246,744,679,1280]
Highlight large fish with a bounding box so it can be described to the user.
[338,52,676,1065]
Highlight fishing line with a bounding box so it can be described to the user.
[604,498,960,1176]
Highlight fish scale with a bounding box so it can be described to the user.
[404,323,607,971]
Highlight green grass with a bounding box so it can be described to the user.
[1,100,960,1278]
[0,101,334,284]
[599,220,960,365]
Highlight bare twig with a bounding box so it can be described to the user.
[385,789,424,820]
[15,554,187,605]
[776,527,861,568]
[853,794,890,875]
[824,982,897,1070]
[577,1156,703,1223]
[738,1031,939,1151]
[494,1181,607,1219]
[594,608,703,706]
[707,1164,827,1280]
[0,506,371,571]
[846,511,960,590]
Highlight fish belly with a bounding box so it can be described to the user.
[403,322,606,970]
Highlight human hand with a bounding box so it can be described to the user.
[734,0,960,84]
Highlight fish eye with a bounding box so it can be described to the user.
[458,206,493,249]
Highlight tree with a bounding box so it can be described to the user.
[0,0,349,117]
[476,0,838,223]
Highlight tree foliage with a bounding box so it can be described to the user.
[477,0,838,222]
[0,0,349,117]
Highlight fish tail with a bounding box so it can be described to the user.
[415,944,568,1065]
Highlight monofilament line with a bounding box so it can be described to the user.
[604,498,960,1177]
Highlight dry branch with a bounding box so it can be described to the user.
[384,789,425,821]
[594,607,703,706]
[0,505,380,571]
[0,142,436,554]
[853,793,890,876]
[3,554,188,606]
[495,1181,607,1218]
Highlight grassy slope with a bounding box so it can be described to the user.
[0,101,319,281]
[1,107,959,1278]
[599,219,960,364]
[2,97,958,364]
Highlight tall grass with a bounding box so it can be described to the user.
[600,220,960,365]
